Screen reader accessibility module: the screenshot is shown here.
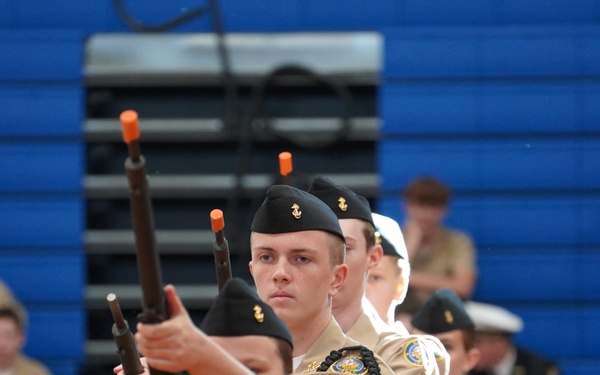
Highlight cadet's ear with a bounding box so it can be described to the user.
[464,347,481,372]
[366,244,383,271]
[248,261,254,276]
[329,263,349,297]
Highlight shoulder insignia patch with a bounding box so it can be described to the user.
[328,354,368,374]
[403,338,424,367]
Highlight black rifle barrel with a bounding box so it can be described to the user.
[210,209,232,292]
[121,110,177,375]
[108,293,144,375]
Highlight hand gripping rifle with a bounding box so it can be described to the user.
[210,209,232,292]
[107,293,144,375]
[120,110,177,375]
[278,151,293,186]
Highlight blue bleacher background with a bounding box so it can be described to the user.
[0,1,598,374]
[0,29,85,375]
[377,22,600,375]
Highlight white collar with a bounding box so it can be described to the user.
[293,354,305,372]
[494,346,517,375]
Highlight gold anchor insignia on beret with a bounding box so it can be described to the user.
[253,304,264,323]
[291,203,302,219]
[338,197,348,211]
[445,310,454,324]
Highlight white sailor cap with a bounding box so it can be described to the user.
[372,213,408,260]
[463,301,524,333]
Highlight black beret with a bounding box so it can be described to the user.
[307,176,374,226]
[200,278,293,348]
[251,184,345,242]
[411,288,474,334]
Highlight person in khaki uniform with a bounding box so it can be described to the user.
[250,184,394,374]
[396,177,477,329]
[365,213,410,326]
[0,303,52,375]
[308,176,449,375]
[411,289,481,375]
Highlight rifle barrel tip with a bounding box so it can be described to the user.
[279,151,293,176]
[119,110,140,144]
[210,209,225,232]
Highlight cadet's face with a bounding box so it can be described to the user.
[334,219,380,309]
[212,335,285,375]
[250,231,345,330]
[434,330,479,375]
[365,256,401,321]
[473,332,506,370]
[0,318,23,368]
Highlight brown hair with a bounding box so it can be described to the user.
[403,177,452,207]
[275,338,293,375]
[362,221,377,250]
[461,327,477,351]
[327,232,346,267]
[0,303,27,333]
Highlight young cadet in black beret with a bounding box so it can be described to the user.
[307,176,449,375]
[117,277,293,375]
[411,289,480,375]
[249,184,394,374]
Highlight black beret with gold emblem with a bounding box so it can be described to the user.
[200,278,293,348]
[411,288,474,334]
[307,176,374,226]
[251,184,345,242]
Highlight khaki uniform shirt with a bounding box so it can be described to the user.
[12,354,52,375]
[400,227,476,313]
[346,301,449,375]
[296,317,395,375]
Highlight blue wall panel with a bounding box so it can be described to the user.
[0,30,83,81]
[511,307,600,358]
[376,196,599,247]
[378,139,600,192]
[399,1,496,25]
[14,0,214,32]
[303,1,396,30]
[222,0,303,32]
[379,83,600,134]
[560,361,600,375]
[0,142,83,192]
[0,253,84,303]
[0,198,84,248]
[474,251,600,303]
[499,0,600,25]
[25,307,85,358]
[6,0,600,33]
[383,25,600,79]
[0,86,83,137]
